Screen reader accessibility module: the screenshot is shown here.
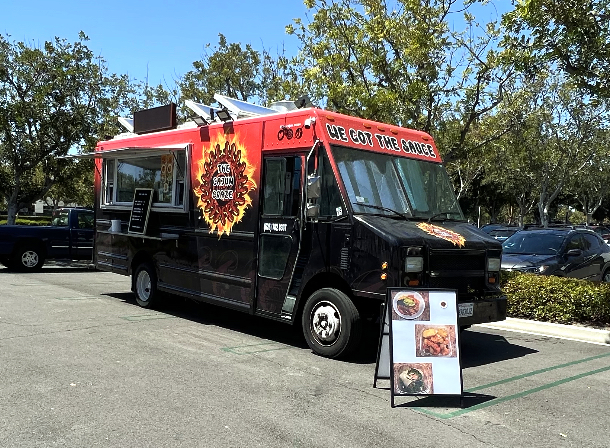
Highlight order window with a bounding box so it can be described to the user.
[103,152,186,208]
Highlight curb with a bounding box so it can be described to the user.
[474,318,610,346]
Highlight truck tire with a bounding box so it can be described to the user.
[13,244,45,271]
[133,263,160,308]
[301,288,362,359]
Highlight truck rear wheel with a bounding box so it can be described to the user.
[133,263,160,308]
[301,288,362,359]
[13,244,45,271]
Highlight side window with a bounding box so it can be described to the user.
[78,212,94,229]
[566,236,583,251]
[318,148,344,218]
[258,235,292,279]
[584,234,600,252]
[262,157,302,216]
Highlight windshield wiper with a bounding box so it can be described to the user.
[428,211,463,222]
[353,202,410,221]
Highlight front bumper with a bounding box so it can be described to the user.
[458,295,507,326]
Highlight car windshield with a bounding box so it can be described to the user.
[502,232,565,255]
[331,145,464,220]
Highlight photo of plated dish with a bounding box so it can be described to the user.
[392,291,425,320]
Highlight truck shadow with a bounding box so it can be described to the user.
[103,292,537,366]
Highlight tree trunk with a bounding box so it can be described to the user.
[6,201,18,226]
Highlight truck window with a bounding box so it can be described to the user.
[318,148,344,218]
[51,210,70,227]
[78,212,94,229]
[262,157,301,216]
[103,151,186,208]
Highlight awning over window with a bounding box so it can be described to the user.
[63,146,186,159]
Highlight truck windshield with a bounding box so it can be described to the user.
[331,145,464,220]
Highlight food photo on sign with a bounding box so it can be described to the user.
[393,363,434,395]
[415,324,457,357]
[391,290,430,321]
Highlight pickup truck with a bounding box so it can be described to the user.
[0,207,94,271]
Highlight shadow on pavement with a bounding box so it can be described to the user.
[103,291,381,363]
[397,392,496,409]
[460,329,538,368]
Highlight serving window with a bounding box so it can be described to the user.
[102,150,187,209]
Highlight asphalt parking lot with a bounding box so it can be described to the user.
[1,265,609,447]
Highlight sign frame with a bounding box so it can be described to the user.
[128,188,154,235]
[375,287,464,408]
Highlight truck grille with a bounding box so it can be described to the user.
[427,249,486,295]
[428,250,485,271]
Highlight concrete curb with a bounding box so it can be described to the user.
[475,317,610,346]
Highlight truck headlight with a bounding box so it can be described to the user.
[487,258,501,272]
[405,257,424,273]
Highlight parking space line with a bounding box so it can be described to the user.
[413,364,610,419]
[120,314,175,321]
[54,296,101,300]
[221,342,292,355]
[467,351,610,392]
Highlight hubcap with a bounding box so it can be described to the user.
[604,272,610,283]
[136,270,152,302]
[310,301,341,346]
[21,250,39,268]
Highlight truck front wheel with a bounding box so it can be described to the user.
[133,263,160,308]
[301,288,362,359]
[13,245,45,271]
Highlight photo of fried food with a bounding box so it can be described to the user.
[415,325,457,357]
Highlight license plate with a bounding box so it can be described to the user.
[458,303,474,318]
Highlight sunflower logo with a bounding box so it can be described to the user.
[194,138,256,237]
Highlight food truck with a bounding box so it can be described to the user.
[91,94,506,358]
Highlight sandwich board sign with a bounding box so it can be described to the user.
[374,288,463,407]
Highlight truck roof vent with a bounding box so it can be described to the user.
[269,101,298,113]
[214,94,278,119]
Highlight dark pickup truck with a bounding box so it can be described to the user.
[0,207,94,271]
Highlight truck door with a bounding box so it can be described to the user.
[71,210,94,260]
[256,155,303,315]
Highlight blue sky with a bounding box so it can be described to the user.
[3,0,511,88]
[2,0,309,86]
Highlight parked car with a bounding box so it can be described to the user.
[575,225,610,244]
[488,226,521,242]
[501,227,610,281]
[0,207,94,271]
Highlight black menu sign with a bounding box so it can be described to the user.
[128,188,153,234]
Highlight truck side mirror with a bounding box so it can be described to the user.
[306,203,320,220]
[307,175,321,199]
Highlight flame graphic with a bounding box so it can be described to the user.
[193,134,256,237]
[417,222,466,248]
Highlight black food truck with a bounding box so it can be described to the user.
[90,94,506,358]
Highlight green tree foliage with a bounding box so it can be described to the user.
[0,33,108,224]
[288,0,513,163]
[179,33,302,110]
[503,0,610,98]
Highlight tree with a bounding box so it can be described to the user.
[0,33,106,224]
[492,71,610,227]
[502,0,610,98]
[287,0,513,162]
[179,34,302,112]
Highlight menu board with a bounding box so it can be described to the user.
[376,288,462,406]
[128,188,153,234]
